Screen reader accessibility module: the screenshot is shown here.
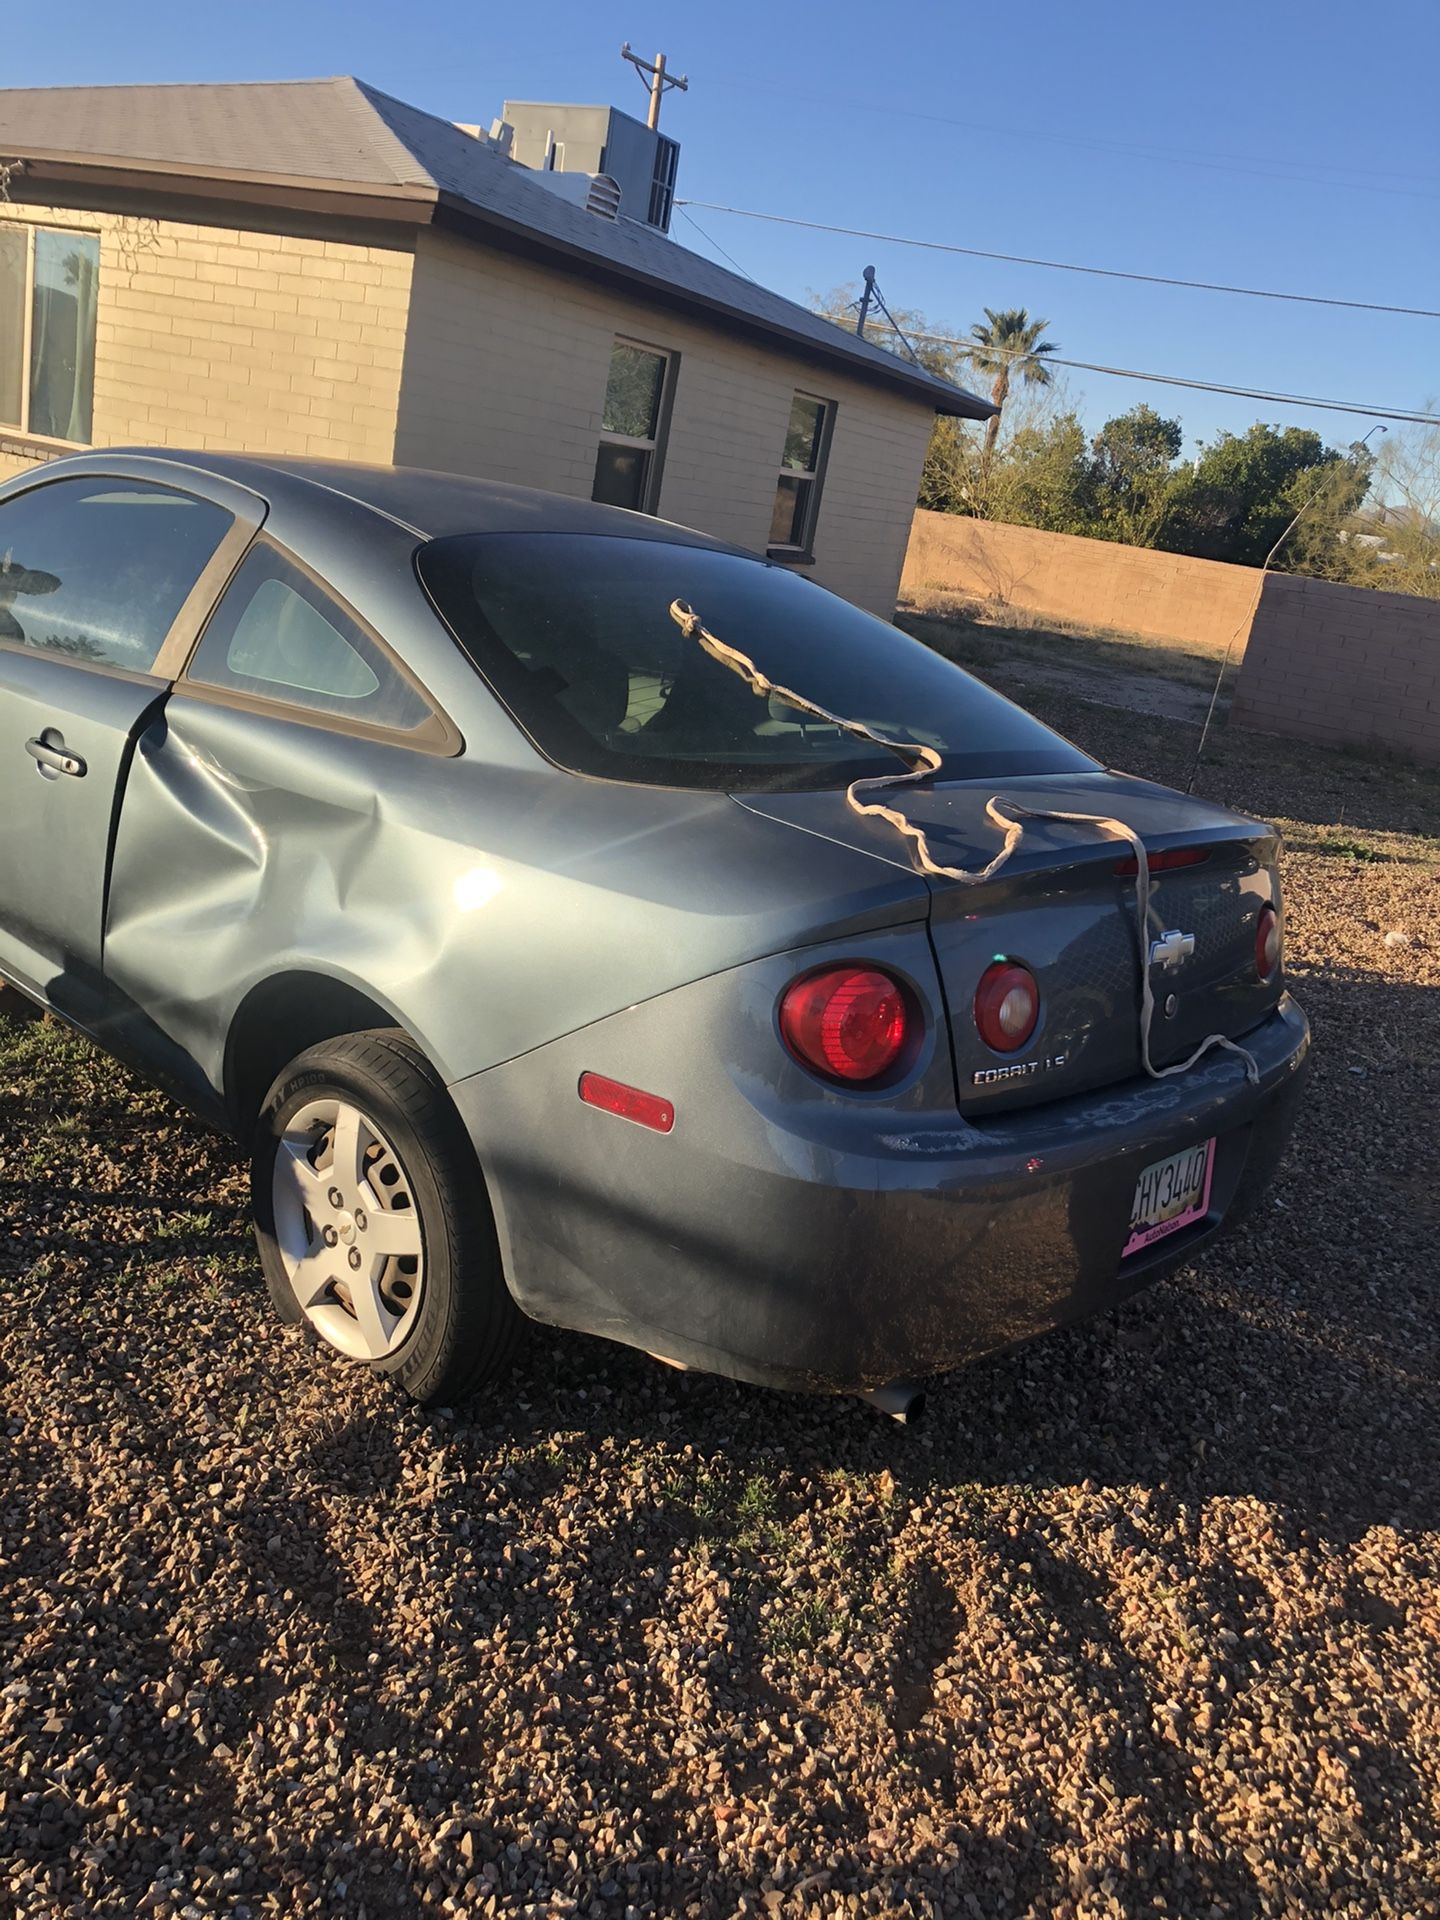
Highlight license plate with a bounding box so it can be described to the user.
[1123,1138,1215,1258]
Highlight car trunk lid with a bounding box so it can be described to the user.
[734,772,1283,1113]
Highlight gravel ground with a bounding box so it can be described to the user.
[3,659,1439,1920]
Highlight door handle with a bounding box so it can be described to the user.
[25,735,87,779]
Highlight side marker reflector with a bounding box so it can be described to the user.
[578,1072,675,1134]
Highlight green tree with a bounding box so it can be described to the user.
[1276,446,1378,583]
[1088,404,1184,546]
[918,416,972,514]
[985,412,1094,534]
[1155,424,1366,567]
[1336,421,1440,597]
[964,308,1060,459]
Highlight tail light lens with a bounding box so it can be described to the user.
[974,961,1039,1053]
[1255,903,1281,981]
[779,966,911,1084]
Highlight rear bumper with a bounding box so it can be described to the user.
[450,981,1310,1395]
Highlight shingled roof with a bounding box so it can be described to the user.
[0,76,993,421]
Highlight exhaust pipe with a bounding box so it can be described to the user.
[855,1379,926,1425]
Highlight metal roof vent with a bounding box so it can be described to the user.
[583,172,622,220]
[528,169,622,220]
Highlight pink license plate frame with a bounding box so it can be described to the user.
[1123,1137,1216,1259]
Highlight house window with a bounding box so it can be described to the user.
[0,225,101,444]
[592,339,673,515]
[768,392,833,557]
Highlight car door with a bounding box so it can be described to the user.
[0,466,258,1024]
[98,532,458,1105]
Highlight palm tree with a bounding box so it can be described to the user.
[966,308,1060,458]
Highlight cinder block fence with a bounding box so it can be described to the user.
[902,508,1440,766]
[1234,573,1440,766]
[901,509,1260,653]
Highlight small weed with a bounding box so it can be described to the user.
[661,1463,786,1553]
[0,1253,58,1298]
[762,1595,845,1656]
[734,1473,779,1530]
[133,1266,189,1300]
[1313,832,1386,863]
[200,1250,255,1288]
[156,1209,216,1239]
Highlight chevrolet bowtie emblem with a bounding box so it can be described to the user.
[1150,928,1196,970]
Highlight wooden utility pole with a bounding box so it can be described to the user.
[620,44,689,130]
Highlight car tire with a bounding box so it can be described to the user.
[251,1028,522,1405]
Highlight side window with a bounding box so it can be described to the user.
[0,224,101,444]
[187,543,434,734]
[592,338,674,515]
[769,392,834,557]
[0,476,232,673]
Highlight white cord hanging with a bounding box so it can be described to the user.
[669,599,1259,1087]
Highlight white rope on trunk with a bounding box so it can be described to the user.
[669,599,1259,1086]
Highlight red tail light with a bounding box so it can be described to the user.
[779,967,910,1084]
[974,961,1039,1053]
[1113,845,1210,877]
[1255,904,1281,981]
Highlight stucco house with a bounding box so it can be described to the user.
[0,77,991,613]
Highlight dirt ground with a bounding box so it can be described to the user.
[2,624,1438,1920]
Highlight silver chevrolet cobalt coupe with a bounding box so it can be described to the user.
[0,452,1309,1413]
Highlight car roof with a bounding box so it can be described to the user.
[89,449,744,552]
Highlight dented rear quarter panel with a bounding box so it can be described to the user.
[72,451,927,1124]
[102,694,929,1119]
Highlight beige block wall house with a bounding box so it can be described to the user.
[0,79,990,615]
[394,230,939,611]
[0,204,413,485]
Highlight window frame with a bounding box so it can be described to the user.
[766,391,836,564]
[177,532,462,756]
[592,336,677,517]
[0,220,102,449]
[0,468,258,685]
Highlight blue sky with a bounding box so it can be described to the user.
[9,1,1439,453]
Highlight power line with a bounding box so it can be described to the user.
[865,321,1437,426]
[673,205,757,282]
[704,75,1439,204]
[677,200,1440,321]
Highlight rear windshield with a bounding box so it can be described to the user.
[417,532,1096,792]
